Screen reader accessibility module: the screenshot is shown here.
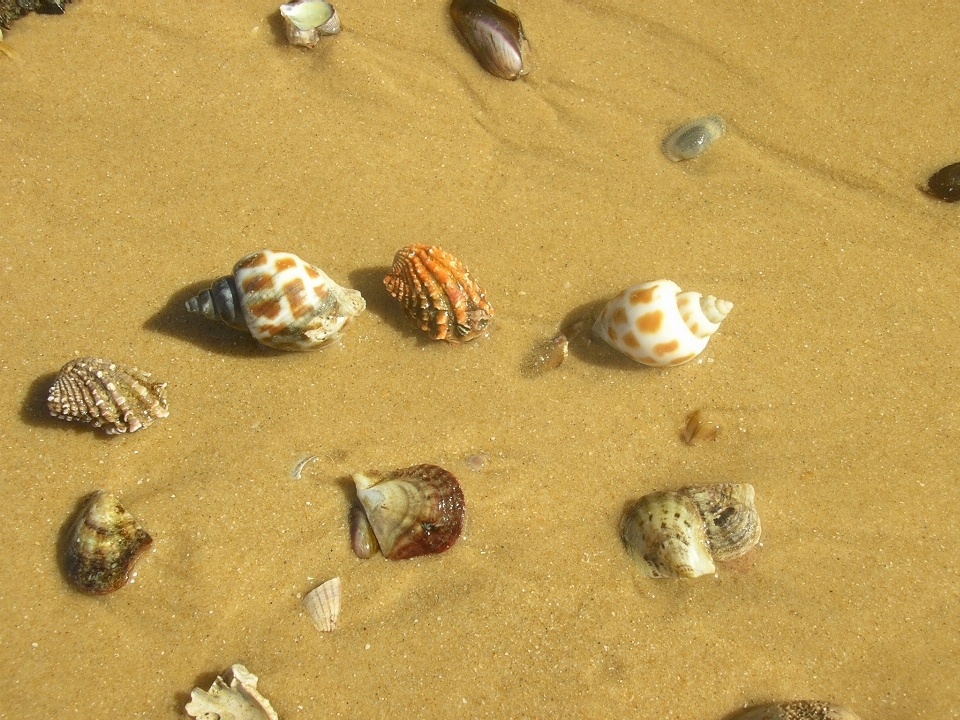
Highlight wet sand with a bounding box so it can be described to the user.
[1,1,958,717]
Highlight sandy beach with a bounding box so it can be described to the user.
[1,1,958,717]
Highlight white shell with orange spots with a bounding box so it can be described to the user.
[592,280,732,367]
[234,249,365,351]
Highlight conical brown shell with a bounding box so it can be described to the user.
[383,244,493,343]
[620,491,715,578]
[353,464,465,560]
[64,490,153,594]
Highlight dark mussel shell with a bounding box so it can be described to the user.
[923,161,960,203]
[450,0,529,80]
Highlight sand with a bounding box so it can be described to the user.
[1,1,958,717]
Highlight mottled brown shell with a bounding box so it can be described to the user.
[731,700,862,720]
[47,357,169,434]
[383,244,493,343]
[620,491,716,578]
[352,464,465,560]
[64,491,153,594]
[679,483,761,562]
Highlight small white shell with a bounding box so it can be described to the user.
[592,280,732,366]
[280,0,341,48]
[302,576,341,632]
[185,664,279,720]
[662,115,726,161]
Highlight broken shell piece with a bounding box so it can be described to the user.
[303,576,341,632]
[730,700,862,720]
[185,664,279,720]
[65,490,153,594]
[280,0,340,48]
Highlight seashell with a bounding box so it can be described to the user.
[679,483,760,562]
[47,357,169,434]
[383,244,493,343]
[185,249,365,351]
[620,484,761,578]
[662,115,726,161]
[922,161,960,202]
[351,464,466,560]
[64,490,153,594]
[620,491,716,578]
[349,503,379,558]
[449,0,530,81]
[682,408,719,444]
[730,700,862,720]
[279,0,340,48]
[302,576,341,632]
[185,663,279,720]
[592,280,732,366]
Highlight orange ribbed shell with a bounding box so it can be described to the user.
[383,244,493,343]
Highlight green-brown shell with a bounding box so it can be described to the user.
[64,491,153,594]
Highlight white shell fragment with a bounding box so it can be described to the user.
[185,664,279,720]
[662,115,726,161]
[280,0,341,48]
[592,280,732,366]
[302,576,341,632]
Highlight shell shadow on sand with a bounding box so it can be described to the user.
[19,371,113,439]
[541,299,643,371]
[348,266,438,347]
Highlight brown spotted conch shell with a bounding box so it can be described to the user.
[185,249,365,351]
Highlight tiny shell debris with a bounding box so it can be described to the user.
[302,576,341,632]
[682,409,719,444]
[522,332,569,376]
[290,454,318,479]
[922,161,960,202]
[47,357,169,434]
[279,0,341,48]
[464,452,490,471]
[185,664,279,720]
[662,115,726,162]
[65,490,153,594]
[730,700,862,720]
